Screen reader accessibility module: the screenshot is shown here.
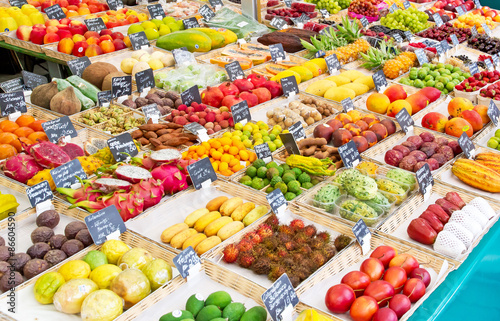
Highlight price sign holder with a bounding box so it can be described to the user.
[393,33,403,43]
[85,205,127,245]
[266,189,287,217]
[0,77,24,93]
[50,159,87,189]
[45,4,66,20]
[107,0,124,11]
[339,141,361,168]
[481,23,491,37]
[231,100,251,124]
[433,13,444,27]
[341,97,354,112]
[42,116,77,143]
[22,71,47,91]
[107,132,139,163]
[450,34,459,47]
[325,53,340,74]
[181,85,202,106]
[352,219,371,255]
[403,1,411,9]
[173,246,202,280]
[404,31,413,42]
[262,273,299,321]
[26,180,54,213]
[485,58,494,71]
[84,17,107,32]
[270,17,287,30]
[142,103,161,123]
[135,68,154,94]
[98,90,112,107]
[67,56,91,77]
[471,25,478,37]
[416,163,433,201]
[129,31,150,51]
[199,4,215,21]
[456,5,465,16]
[279,133,300,156]
[469,62,479,75]
[488,100,500,127]
[111,75,132,99]
[209,0,224,10]
[360,16,369,28]
[183,17,200,29]
[320,9,329,18]
[225,60,245,81]
[187,157,218,190]
[458,132,476,159]
[184,122,209,142]
[147,4,166,20]
[372,70,388,92]
[288,121,306,141]
[0,91,27,117]
[254,143,273,163]
[281,75,299,98]
[269,43,286,62]
[395,108,414,134]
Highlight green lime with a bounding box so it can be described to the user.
[84,250,109,270]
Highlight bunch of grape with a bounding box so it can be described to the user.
[380,7,430,33]
[348,0,378,17]
[337,0,351,9]
[305,0,342,13]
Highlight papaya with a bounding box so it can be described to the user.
[156,30,212,52]
[221,48,267,65]
[275,60,301,68]
[240,43,271,60]
[190,28,225,49]
[211,28,238,45]
[210,56,253,69]
[265,64,288,75]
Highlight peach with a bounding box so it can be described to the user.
[45,19,59,27]
[72,34,86,42]
[352,136,369,153]
[57,37,74,54]
[110,32,124,40]
[344,123,362,136]
[366,93,390,115]
[86,36,100,45]
[405,93,429,115]
[335,113,353,126]
[331,128,353,147]
[43,32,60,44]
[123,36,131,47]
[99,29,113,36]
[99,40,115,53]
[362,130,378,146]
[84,31,99,39]
[461,110,483,133]
[127,15,139,24]
[445,118,473,138]
[362,114,380,127]
[347,110,363,122]
[473,105,490,124]
[69,20,83,26]
[60,18,71,25]
[46,25,58,34]
[72,41,88,57]
[57,24,69,31]
[387,100,412,118]
[448,97,474,117]
[383,84,407,103]
[99,35,112,42]
[369,123,388,141]
[112,39,126,50]
[421,112,447,133]
[326,119,343,131]
[57,29,72,39]
[380,119,396,135]
[84,43,103,57]
[355,120,369,132]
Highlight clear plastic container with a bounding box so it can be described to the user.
[374,175,411,205]
[311,183,341,213]
[375,166,417,192]
[334,195,385,227]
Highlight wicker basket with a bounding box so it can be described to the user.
[124,180,271,255]
[295,233,454,321]
[3,31,43,53]
[0,230,181,321]
[203,204,355,291]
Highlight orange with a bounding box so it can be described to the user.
[28,132,48,143]
[228,146,239,156]
[0,120,19,133]
[0,132,17,145]
[13,127,35,138]
[0,144,17,160]
[15,115,35,127]
[29,120,46,132]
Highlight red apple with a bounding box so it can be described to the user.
[360,257,385,282]
[364,280,395,307]
[341,271,371,297]
[30,28,47,45]
[112,39,127,51]
[370,245,397,268]
[16,25,32,41]
[325,284,356,314]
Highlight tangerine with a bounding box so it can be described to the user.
[28,120,46,132]
[15,115,35,127]
[13,127,35,138]
[0,144,17,159]
[0,120,19,133]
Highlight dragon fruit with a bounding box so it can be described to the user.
[130,153,157,170]
[115,165,152,184]
[59,142,85,160]
[57,184,101,204]
[92,178,132,194]
[1,154,43,184]
[176,159,197,185]
[21,140,71,168]
[151,163,189,195]
[131,178,165,209]
[150,149,182,163]
[73,192,145,221]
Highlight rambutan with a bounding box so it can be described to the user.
[303,224,317,237]
[298,244,312,255]
[295,266,310,280]
[256,223,273,239]
[334,234,352,252]
[278,232,292,243]
[266,252,280,262]
[264,214,280,229]
[284,240,297,251]
[294,232,309,244]
[309,237,324,250]
[278,225,294,235]
[262,236,279,250]
[238,252,255,268]
[237,239,253,253]
[251,257,272,275]
[243,231,262,245]
[252,244,266,258]
[289,275,301,287]
[222,244,239,263]
[276,246,288,258]
[268,265,286,281]
[322,245,336,260]
[292,253,305,262]
[310,250,326,268]
[282,257,296,268]
[317,231,330,242]
[290,219,305,231]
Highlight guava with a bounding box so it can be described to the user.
[80,289,124,321]
[141,259,172,291]
[117,248,153,270]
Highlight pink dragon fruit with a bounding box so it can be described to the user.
[130,153,157,170]
[57,184,101,204]
[59,142,85,160]
[149,149,182,163]
[92,178,132,194]
[151,163,189,195]
[73,192,145,221]
[176,159,197,185]
[1,153,43,184]
[114,165,152,184]
[21,140,71,168]
[131,178,164,210]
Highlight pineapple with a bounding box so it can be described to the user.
[328,39,370,64]
[383,59,405,79]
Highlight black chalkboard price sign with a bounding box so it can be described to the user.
[181,85,202,106]
[270,17,287,30]
[107,0,123,11]
[320,9,329,18]
[469,62,479,76]
[141,103,161,122]
[325,53,340,73]
[209,0,224,9]
[339,140,361,168]
[22,71,47,91]
[42,116,78,143]
[84,17,107,32]
[98,90,112,107]
[135,68,154,94]
[416,163,433,200]
[341,97,354,112]
[67,56,91,77]
[254,143,273,163]
[45,4,66,20]
[360,16,369,28]
[231,100,251,124]
[129,31,150,51]
[393,33,403,43]
[279,133,300,155]
[372,70,388,92]
[262,273,299,321]
[450,34,459,47]
[0,78,24,93]
[111,76,132,98]
[289,121,305,141]
[27,181,53,208]
[187,157,218,190]
[0,91,27,117]
[199,4,215,21]
[404,31,413,41]
[147,4,166,20]
[266,188,288,216]
[492,54,500,67]
[488,100,500,127]
[225,61,245,81]
[458,132,475,159]
[269,43,286,62]
[482,23,492,37]
[173,247,202,278]
[395,108,414,133]
[284,0,292,7]
[281,75,299,97]
[352,219,371,247]
[485,58,494,71]
[85,205,127,245]
[183,17,200,29]
[8,0,28,8]
[184,122,206,135]
[441,40,451,52]
[108,132,139,162]
[50,159,87,189]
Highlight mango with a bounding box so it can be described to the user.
[196,305,222,321]
[340,70,365,81]
[305,79,337,97]
[289,66,314,82]
[324,87,356,102]
[326,75,351,86]
[341,83,370,96]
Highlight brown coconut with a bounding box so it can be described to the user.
[81,62,118,90]
[50,86,81,115]
[102,71,127,92]
[31,82,59,109]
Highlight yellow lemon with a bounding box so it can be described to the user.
[58,260,91,281]
[100,240,130,264]
[89,264,122,289]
